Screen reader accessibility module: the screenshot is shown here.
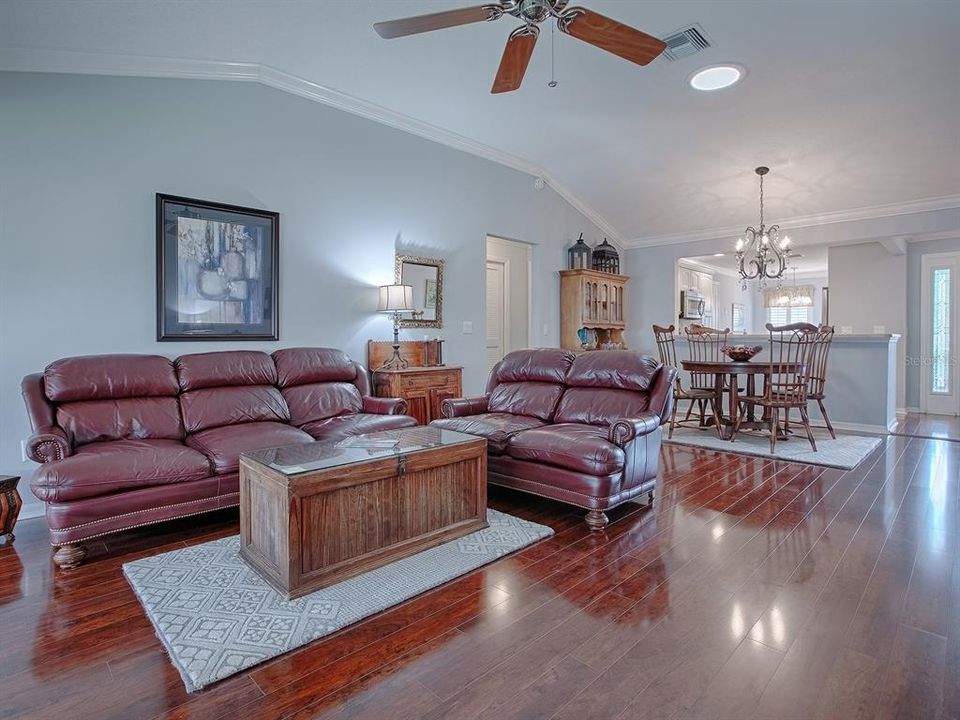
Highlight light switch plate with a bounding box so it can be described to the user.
[873,325,886,335]
[462,321,473,334]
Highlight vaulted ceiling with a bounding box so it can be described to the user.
[3,0,959,244]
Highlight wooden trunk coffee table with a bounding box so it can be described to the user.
[239,427,487,600]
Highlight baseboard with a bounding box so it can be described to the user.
[831,420,892,435]
[904,406,922,414]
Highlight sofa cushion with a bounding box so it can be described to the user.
[489,348,576,387]
[506,424,625,475]
[31,439,211,502]
[430,413,544,454]
[57,396,184,445]
[44,354,179,402]
[300,413,417,441]
[487,382,565,421]
[554,388,651,426]
[273,347,358,388]
[186,421,313,474]
[553,351,662,426]
[175,350,276,392]
[564,351,661,391]
[283,383,363,426]
[180,386,290,434]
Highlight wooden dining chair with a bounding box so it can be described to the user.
[806,324,837,439]
[782,324,836,439]
[684,324,731,439]
[733,322,817,453]
[652,324,717,439]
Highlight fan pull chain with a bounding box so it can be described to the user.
[548,24,558,87]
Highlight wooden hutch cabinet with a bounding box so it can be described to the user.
[559,268,629,351]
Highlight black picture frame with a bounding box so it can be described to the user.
[156,193,279,341]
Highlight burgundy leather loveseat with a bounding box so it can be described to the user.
[431,348,676,529]
[21,347,415,568]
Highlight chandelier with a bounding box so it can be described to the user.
[735,166,792,289]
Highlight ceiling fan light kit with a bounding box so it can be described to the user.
[374,0,667,94]
[689,64,745,92]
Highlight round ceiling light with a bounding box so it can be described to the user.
[689,65,744,92]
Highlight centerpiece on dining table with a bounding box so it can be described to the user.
[722,344,763,362]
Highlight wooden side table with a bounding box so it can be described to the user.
[0,475,22,544]
[372,366,463,426]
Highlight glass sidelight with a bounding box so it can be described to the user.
[931,266,951,395]
[922,254,959,416]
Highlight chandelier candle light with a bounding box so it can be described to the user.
[735,166,792,290]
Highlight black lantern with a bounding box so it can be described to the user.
[568,233,592,270]
[591,238,620,274]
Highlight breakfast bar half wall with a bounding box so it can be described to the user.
[680,333,902,434]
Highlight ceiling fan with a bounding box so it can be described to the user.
[374,0,667,94]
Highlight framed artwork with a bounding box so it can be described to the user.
[156,194,279,341]
[424,278,437,310]
[731,302,746,333]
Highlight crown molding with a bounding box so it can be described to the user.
[0,46,625,244]
[625,193,960,249]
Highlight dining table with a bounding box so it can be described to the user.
[680,359,804,441]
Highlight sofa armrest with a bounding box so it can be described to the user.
[648,365,679,426]
[26,429,72,464]
[21,372,73,463]
[441,396,489,419]
[609,413,662,447]
[362,395,408,416]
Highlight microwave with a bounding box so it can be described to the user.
[680,290,705,319]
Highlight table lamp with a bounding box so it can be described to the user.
[377,284,415,370]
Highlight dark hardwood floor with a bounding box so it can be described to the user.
[891,412,960,442]
[1,437,957,720]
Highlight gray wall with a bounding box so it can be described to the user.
[905,236,960,408]
[0,72,606,518]
[828,242,907,409]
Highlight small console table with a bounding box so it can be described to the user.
[0,475,22,544]
[368,340,462,425]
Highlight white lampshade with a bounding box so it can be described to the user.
[377,284,414,312]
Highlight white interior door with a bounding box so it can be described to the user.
[486,235,531,372]
[921,253,960,415]
[486,260,507,374]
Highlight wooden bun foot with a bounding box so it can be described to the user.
[585,509,609,531]
[53,544,87,569]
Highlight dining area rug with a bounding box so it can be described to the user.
[122,509,553,692]
[664,426,882,469]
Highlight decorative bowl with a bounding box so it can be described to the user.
[722,345,763,362]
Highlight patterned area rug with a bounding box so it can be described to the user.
[665,427,882,469]
[123,509,552,692]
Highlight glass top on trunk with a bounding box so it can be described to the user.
[242,427,479,476]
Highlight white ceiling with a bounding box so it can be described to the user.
[3,0,959,244]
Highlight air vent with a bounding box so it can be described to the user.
[660,24,712,62]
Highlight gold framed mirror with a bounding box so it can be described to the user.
[395,254,443,328]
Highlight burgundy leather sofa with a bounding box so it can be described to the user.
[21,347,415,568]
[431,348,676,529]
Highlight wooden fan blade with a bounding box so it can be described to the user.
[491,27,538,94]
[374,5,500,39]
[560,7,666,66]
